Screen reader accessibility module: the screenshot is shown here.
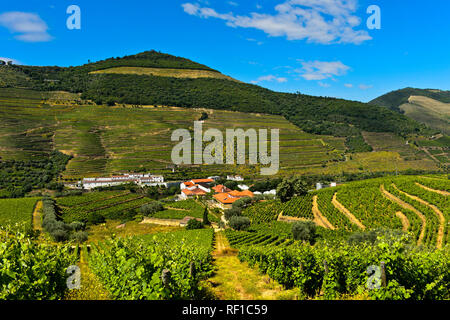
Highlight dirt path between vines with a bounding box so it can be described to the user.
[332,193,365,230]
[392,185,445,249]
[415,182,450,196]
[380,184,426,246]
[205,232,297,300]
[312,195,335,230]
[32,200,43,231]
[395,211,410,232]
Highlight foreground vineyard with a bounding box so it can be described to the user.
[0,174,448,300]
[88,229,214,299]
[238,240,450,300]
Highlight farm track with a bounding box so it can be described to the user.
[206,232,295,300]
[415,182,450,196]
[395,211,410,232]
[32,200,43,231]
[332,193,365,230]
[312,195,335,230]
[380,184,426,246]
[392,184,445,249]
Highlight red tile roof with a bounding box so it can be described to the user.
[182,188,207,196]
[229,190,254,197]
[212,185,232,193]
[192,179,214,183]
[213,193,240,204]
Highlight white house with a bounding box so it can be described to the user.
[238,184,249,190]
[227,175,244,182]
[80,173,164,190]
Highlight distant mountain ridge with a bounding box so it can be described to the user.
[370,87,450,112]
[370,88,450,135]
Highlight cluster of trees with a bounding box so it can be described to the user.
[224,195,270,231]
[248,178,282,192]
[42,197,87,242]
[0,151,71,198]
[292,221,317,245]
[345,135,373,153]
[140,202,164,216]
[145,185,180,200]
[347,228,407,245]
[276,176,308,203]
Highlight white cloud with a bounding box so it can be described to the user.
[228,1,238,6]
[0,57,21,65]
[295,60,350,80]
[344,83,353,88]
[182,0,371,44]
[318,82,331,88]
[246,38,263,45]
[251,75,288,84]
[0,12,52,42]
[359,84,373,90]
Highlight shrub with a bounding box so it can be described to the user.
[87,211,105,225]
[69,221,85,231]
[186,219,204,230]
[140,202,164,216]
[52,229,69,242]
[292,221,317,244]
[202,207,210,226]
[224,207,241,220]
[69,231,88,243]
[229,216,251,231]
[232,197,252,210]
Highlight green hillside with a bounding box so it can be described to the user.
[3,50,431,141]
[0,51,445,184]
[0,88,439,184]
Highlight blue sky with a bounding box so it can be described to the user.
[1,0,450,102]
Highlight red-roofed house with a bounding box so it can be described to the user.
[212,184,232,194]
[180,178,214,190]
[213,190,254,209]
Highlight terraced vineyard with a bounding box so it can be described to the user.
[243,195,314,224]
[0,88,439,180]
[154,199,219,222]
[245,175,449,249]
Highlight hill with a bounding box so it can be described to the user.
[0,87,439,184]
[370,87,450,136]
[2,50,431,141]
[0,51,445,182]
[370,87,450,112]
